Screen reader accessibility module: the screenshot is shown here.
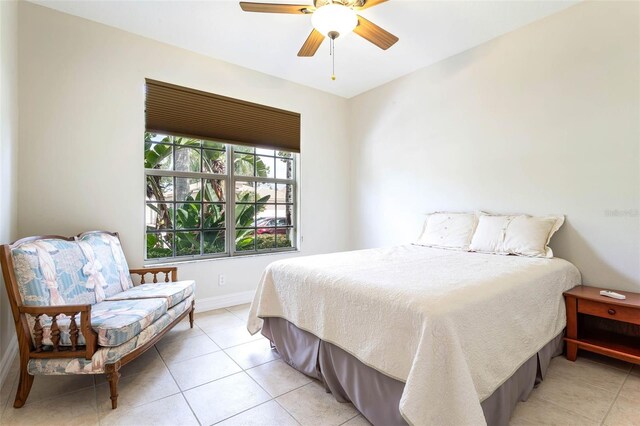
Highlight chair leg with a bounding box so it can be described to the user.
[13,363,34,408]
[189,301,195,329]
[105,362,121,409]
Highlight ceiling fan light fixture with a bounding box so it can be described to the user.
[311,4,358,38]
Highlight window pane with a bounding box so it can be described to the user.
[256,199,273,222]
[176,231,200,256]
[276,204,293,226]
[256,182,275,204]
[235,204,256,228]
[276,150,292,159]
[146,133,171,143]
[202,140,225,150]
[257,204,275,226]
[256,148,275,156]
[175,146,201,172]
[176,203,201,229]
[203,203,225,229]
[256,233,276,250]
[203,179,226,202]
[236,229,255,252]
[175,178,201,202]
[256,214,277,248]
[276,228,295,249]
[146,203,173,231]
[256,156,274,178]
[235,181,255,202]
[146,176,174,202]
[275,184,293,203]
[147,232,173,259]
[234,146,254,154]
[276,158,293,179]
[204,230,225,254]
[145,143,173,170]
[234,153,255,176]
[174,137,201,147]
[202,149,226,174]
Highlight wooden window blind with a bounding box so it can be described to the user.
[145,79,301,153]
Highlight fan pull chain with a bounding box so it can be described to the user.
[331,39,336,80]
[327,30,339,81]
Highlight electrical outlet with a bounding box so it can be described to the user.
[218,274,226,286]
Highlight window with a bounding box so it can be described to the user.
[145,133,297,261]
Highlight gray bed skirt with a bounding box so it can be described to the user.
[261,317,564,426]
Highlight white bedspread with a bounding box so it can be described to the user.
[247,245,581,425]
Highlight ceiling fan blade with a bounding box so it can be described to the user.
[298,29,325,57]
[354,15,399,50]
[239,2,312,14]
[356,0,388,10]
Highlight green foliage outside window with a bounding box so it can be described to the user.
[145,133,293,259]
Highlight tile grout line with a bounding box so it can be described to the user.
[192,304,263,423]
[519,388,602,422]
[158,333,222,366]
[599,371,629,426]
[219,337,280,369]
[338,413,362,426]
[581,356,634,374]
[195,316,263,351]
[20,381,97,409]
[222,304,355,425]
[155,344,203,426]
[198,330,278,426]
[163,327,279,424]
[272,384,312,426]
[273,398,303,426]
[549,358,632,394]
[210,399,276,425]
[214,338,309,426]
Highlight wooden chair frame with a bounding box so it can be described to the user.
[0,231,195,409]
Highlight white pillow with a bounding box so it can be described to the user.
[503,215,564,258]
[469,215,512,254]
[470,213,564,258]
[416,212,478,251]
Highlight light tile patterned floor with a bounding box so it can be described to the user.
[1,303,639,426]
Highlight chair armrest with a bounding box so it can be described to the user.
[19,304,98,360]
[20,305,91,315]
[130,266,178,283]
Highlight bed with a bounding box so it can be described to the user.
[247,244,581,425]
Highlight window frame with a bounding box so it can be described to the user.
[144,137,298,264]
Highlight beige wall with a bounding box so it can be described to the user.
[0,0,19,379]
[349,1,640,291]
[17,2,351,304]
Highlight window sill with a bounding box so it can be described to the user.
[144,248,300,267]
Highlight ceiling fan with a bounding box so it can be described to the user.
[239,0,399,58]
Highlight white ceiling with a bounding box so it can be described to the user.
[31,0,579,98]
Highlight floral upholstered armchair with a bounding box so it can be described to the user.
[0,231,195,409]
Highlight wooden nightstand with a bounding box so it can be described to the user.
[563,286,640,364]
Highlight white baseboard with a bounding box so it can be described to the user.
[196,290,255,313]
[0,335,18,388]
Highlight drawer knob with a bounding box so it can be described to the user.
[608,309,616,315]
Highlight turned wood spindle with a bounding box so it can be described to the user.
[51,315,61,351]
[69,314,79,351]
[140,274,146,284]
[153,272,158,283]
[164,273,170,283]
[33,314,44,352]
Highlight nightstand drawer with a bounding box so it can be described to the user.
[578,299,640,326]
